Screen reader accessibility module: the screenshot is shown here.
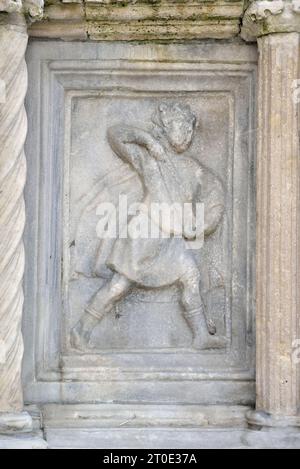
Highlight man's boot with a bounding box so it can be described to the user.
[183,308,228,350]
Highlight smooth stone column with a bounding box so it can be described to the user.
[242,1,300,428]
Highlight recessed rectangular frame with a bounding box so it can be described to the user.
[23,41,257,406]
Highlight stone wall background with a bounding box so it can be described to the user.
[1,0,300,448]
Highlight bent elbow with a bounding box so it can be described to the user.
[107,125,120,144]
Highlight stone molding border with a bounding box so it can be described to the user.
[0,0,300,447]
[29,0,246,41]
[242,2,300,429]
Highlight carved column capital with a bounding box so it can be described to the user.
[0,0,43,21]
[242,0,300,40]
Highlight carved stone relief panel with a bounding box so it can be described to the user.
[23,41,257,405]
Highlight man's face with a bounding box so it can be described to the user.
[164,117,195,153]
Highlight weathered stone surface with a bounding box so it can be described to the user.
[250,32,300,424]
[0,0,43,18]
[0,20,28,414]
[23,40,256,410]
[70,101,227,353]
[0,1,47,449]
[0,412,32,433]
[242,0,300,40]
[0,0,300,450]
[42,404,251,429]
[0,433,48,449]
[28,0,245,40]
[44,427,300,449]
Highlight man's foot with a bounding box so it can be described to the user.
[193,333,228,350]
[70,310,102,351]
[70,321,92,352]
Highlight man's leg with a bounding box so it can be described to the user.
[71,273,131,350]
[180,268,227,350]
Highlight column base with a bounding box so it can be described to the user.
[43,427,300,449]
[247,410,300,429]
[0,434,48,449]
[0,412,48,448]
[0,411,32,434]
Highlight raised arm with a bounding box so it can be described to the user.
[107,125,165,168]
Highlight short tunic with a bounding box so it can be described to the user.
[108,216,197,288]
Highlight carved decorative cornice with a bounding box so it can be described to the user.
[28,0,245,41]
[242,0,300,40]
[0,0,44,20]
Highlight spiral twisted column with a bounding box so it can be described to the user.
[0,21,28,414]
[0,2,43,434]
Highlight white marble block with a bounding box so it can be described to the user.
[23,41,257,410]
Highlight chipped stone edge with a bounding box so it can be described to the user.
[27,0,246,41]
[242,0,300,41]
[0,0,43,20]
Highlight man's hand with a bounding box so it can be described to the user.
[149,141,166,161]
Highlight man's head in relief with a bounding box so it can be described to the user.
[155,102,197,154]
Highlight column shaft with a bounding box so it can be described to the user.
[256,32,300,417]
[0,20,28,413]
